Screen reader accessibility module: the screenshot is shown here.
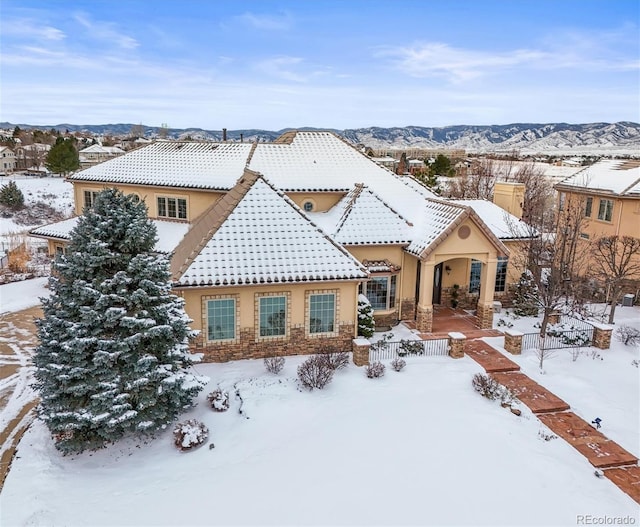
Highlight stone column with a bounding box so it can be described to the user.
[416,261,435,332]
[592,323,613,350]
[504,329,523,355]
[352,338,371,366]
[476,302,494,329]
[448,332,466,358]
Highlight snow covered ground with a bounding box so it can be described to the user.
[2,331,639,524]
[0,277,49,314]
[0,175,74,237]
[489,306,640,457]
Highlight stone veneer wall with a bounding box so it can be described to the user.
[475,303,494,329]
[373,309,399,330]
[400,298,416,320]
[195,324,355,363]
[440,286,515,310]
[416,305,433,332]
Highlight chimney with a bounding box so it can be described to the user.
[240,133,244,143]
[493,181,525,219]
[222,128,227,141]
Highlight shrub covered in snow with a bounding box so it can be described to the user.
[512,272,539,316]
[390,357,406,372]
[207,388,230,412]
[297,355,334,390]
[366,361,385,378]
[173,419,209,451]
[320,350,349,371]
[357,294,375,338]
[472,373,502,400]
[264,356,285,374]
[615,325,640,347]
[0,180,25,209]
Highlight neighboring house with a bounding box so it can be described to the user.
[554,158,640,280]
[30,131,532,362]
[14,143,51,172]
[407,158,425,175]
[0,146,16,174]
[78,144,126,167]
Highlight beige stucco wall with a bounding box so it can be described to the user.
[72,182,224,221]
[285,192,347,212]
[426,219,501,266]
[177,281,359,340]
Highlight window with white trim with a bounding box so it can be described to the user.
[207,298,236,341]
[309,293,336,334]
[584,197,593,217]
[157,196,187,219]
[361,275,397,310]
[495,257,508,293]
[597,199,613,222]
[259,296,287,337]
[469,260,482,293]
[84,190,100,209]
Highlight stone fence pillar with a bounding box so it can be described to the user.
[352,338,371,366]
[504,329,523,355]
[592,322,613,350]
[448,332,466,359]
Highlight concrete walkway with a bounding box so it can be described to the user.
[465,338,640,505]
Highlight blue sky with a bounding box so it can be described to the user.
[1,0,638,130]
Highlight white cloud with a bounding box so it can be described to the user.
[1,19,66,41]
[255,56,317,83]
[238,11,293,31]
[379,31,639,83]
[74,12,139,50]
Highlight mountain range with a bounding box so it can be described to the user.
[2,121,639,154]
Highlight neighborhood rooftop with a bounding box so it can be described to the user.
[556,159,640,196]
[172,173,368,287]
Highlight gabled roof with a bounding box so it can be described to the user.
[80,144,125,154]
[172,171,368,287]
[68,141,254,190]
[29,217,190,254]
[309,184,412,245]
[406,199,509,259]
[452,199,533,239]
[555,159,640,197]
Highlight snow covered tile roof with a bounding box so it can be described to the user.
[406,200,467,256]
[453,200,533,239]
[30,217,190,253]
[174,174,368,287]
[556,159,640,196]
[68,141,253,190]
[313,184,413,245]
[248,131,399,192]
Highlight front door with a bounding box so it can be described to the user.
[432,263,443,304]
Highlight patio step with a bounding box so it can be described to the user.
[491,372,570,413]
[538,412,639,469]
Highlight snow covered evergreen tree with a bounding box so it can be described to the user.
[34,188,206,454]
[357,294,375,338]
[512,271,540,316]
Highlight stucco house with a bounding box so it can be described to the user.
[30,131,532,362]
[554,158,640,284]
[0,146,16,174]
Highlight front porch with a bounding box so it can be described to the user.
[402,306,502,339]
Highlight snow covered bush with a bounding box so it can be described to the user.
[357,294,375,338]
[399,339,423,357]
[0,180,25,209]
[615,325,640,347]
[366,361,385,378]
[264,356,285,374]
[173,419,209,452]
[33,188,207,454]
[512,272,539,316]
[390,357,406,372]
[320,350,350,371]
[471,373,501,400]
[207,388,230,412]
[297,355,334,390]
